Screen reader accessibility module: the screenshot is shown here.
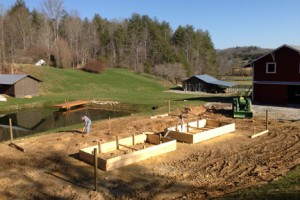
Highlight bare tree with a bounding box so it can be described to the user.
[0,5,5,63]
[42,0,64,44]
[62,11,83,68]
[154,63,185,83]
[52,37,71,68]
[3,0,31,63]
[81,19,99,65]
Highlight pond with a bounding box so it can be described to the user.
[0,106,130,142]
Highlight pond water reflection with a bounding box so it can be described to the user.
[0,107,130,142]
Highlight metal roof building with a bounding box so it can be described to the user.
[183,74,235,93]
[0,74,42,98]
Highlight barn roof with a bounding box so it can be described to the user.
[192,74,236,87]
[0,74,41,85]
[288,45,300,51]
[243,44,300,68]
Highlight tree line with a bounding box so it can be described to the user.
[0,0,218,82]
[217,46,271,76]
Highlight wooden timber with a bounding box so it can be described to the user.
[118,144,139,151]
[53,100,89,110]
[61,107,86,115]
[79,133,176,171]
[99,134,147,153]
[250,130,269,138]
[150,113,169,119]
[9,142,25,152]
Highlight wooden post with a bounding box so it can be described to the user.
[159,134,162,144]
[168,100,170,115]
[98,141,101,153]
[108,116,111,134]
[197,120,199,128]
[116,136,119,150]
[132,134,135,145]
[187,123,189,132]
[266,110,268,130]
[9,118,13,143]
[94,148,98,191]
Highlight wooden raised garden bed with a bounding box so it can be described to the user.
[165,119,235,144]
[79,133,176,171]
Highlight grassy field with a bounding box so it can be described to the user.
[0,65,210,114]
[221,75,252,86]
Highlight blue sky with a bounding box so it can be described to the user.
[1,0,300,49]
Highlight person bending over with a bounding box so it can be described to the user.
[81,115,91,134]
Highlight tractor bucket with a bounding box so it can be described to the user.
[233,111,253,118]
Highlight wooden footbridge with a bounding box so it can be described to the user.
[53,100,89,110]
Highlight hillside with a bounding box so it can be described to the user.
[217,46,271,75]
[0,65,198,112]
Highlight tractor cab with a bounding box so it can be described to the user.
[232,90,253,118]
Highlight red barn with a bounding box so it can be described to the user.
[245,44,300,105]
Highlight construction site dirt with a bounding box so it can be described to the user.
[0,104,299,199]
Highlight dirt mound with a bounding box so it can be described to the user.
[184,106,207,116]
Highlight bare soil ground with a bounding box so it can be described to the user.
[0,104,299,200]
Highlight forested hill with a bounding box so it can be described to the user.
[217,46,271,75]
[0,0,217,83]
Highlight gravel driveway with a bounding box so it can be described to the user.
[252,104,300,121]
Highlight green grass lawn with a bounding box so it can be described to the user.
[221,75,252,87]
[0,65,207,114]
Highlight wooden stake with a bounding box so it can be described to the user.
[116,136,119,150]
[168,100,170,115]
[108,116,111,134]
[132,134,135,145]
[9,118,13,143]
[94,148,98,191]
[187,123,189,132]
[266,110,268,130]
[98,141,101,153]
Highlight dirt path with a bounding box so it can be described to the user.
[0,105,299,199]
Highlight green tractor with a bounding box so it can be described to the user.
[232,90,253,118]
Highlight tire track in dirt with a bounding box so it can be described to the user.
[115,123,300,199]
[147,123,300,199]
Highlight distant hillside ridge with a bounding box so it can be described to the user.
[217,46,271,76]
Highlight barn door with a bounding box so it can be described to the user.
[288,85,300,104]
